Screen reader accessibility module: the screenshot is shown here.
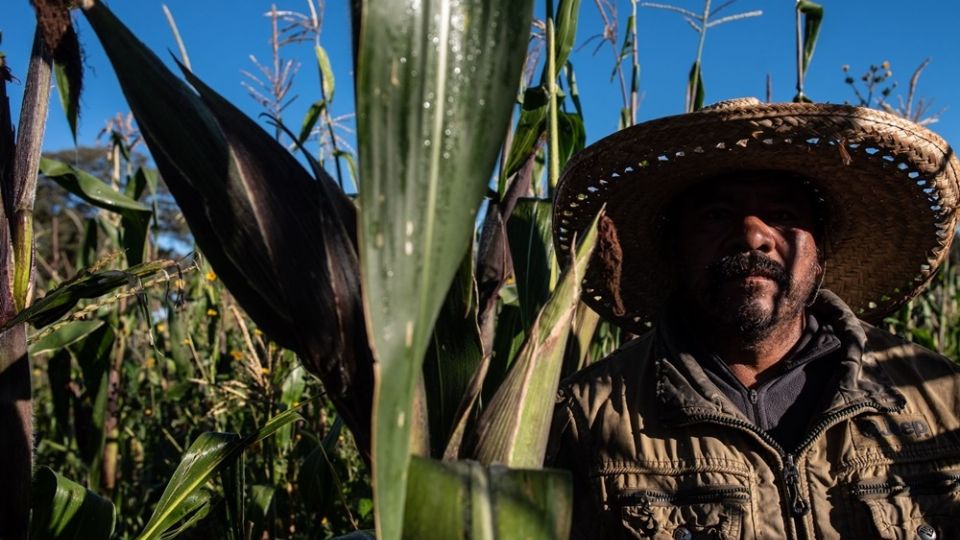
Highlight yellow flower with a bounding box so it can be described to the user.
[174,279,185,289]
[230,350,244,361]
[261,367,271,375]
[207,308,218,317]
[321,517,329,527]
[253,328,263,336]
[205,271,217,281]
[145,407,153,416]
[181,337,192,346]
[145,357,156,368]
[156,323,167,333]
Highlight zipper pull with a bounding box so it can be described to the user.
[783,454,810,516]
[635,493,658,536]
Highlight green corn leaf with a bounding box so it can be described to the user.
[165,300,193,379]
[39,156,153,266]
[110,131,132,162]
[507,199,558,329]
[334,150,358,188]
[53,61,79,143]
[29,320,103,356]
[39,157,150,214]
[485,302,525,399]
[355,0,533,536]
[280,364,306,409]
[75,216,98,270]
[332,533,376,540]
[30,467,116,540]
[47,349,73,441]
[471,210,601,467]
[478,198,557,404]
[565,61,583,118]
[797,0,824,78]
[220,460,244,540]
[423,249,483,456]
[246,485,275,539]
[548,0,583,83]
[557,112,585,172]
[402,457,571,540]
[298,99,326,144]
[3,259,180,330]
[154,491,212,540]
[499,87,548,191]
[137,407,301,540]
[276,362,306,451]
[49,23,83,143]
[610,15,634,82]
[501,0,582,191]
[563,301,601,377]
[121,167,155,266]
[687,60,705,112]
[299,417,352,523]
[72,324,115,491]
[316,44,335,101]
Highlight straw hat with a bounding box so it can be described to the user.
[553,98,960,333]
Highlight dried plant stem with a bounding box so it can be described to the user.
[28,259,200,344]
[688,0,710,112]
[102,330,125,495]
[629,0,640,124]
[186,335,213,384]
[593,0,630,110]
[0,27,52,539]
[230,304,266,387]
[547,19,560,192]
[12,29,52,312]
[794,1,804,99]
[162,4,192,71]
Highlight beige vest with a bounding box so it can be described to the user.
[549,291,960,539]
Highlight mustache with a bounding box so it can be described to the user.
[707,251,789,289]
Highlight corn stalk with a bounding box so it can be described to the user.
[0,24,54,537]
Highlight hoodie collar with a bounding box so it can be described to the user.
[655,289,905,424]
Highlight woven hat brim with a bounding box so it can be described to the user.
[553,102,960,333]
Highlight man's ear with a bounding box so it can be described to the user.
[807,258,827,307]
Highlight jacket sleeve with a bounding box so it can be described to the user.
[546,389,605,540]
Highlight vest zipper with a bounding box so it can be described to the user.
[620,485,751,506]
[849,472,960,498]
[683,399,903,537]
[782,453,809,516]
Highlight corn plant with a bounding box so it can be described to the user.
[4,0,612,538]
[9,0,953,538]
[641,0,762,111]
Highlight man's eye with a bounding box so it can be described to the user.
[769,210,797,222]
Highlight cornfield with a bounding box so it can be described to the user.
[0,1,954,539]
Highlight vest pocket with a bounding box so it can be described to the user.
[615,485,749,539]
[848,472,960,539]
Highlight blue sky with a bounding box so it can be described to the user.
[4,1,959,162]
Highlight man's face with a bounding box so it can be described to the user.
[672,175,823,340]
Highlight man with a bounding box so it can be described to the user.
[548,98,960,539]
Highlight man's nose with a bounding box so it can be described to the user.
[739,215,776,252]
